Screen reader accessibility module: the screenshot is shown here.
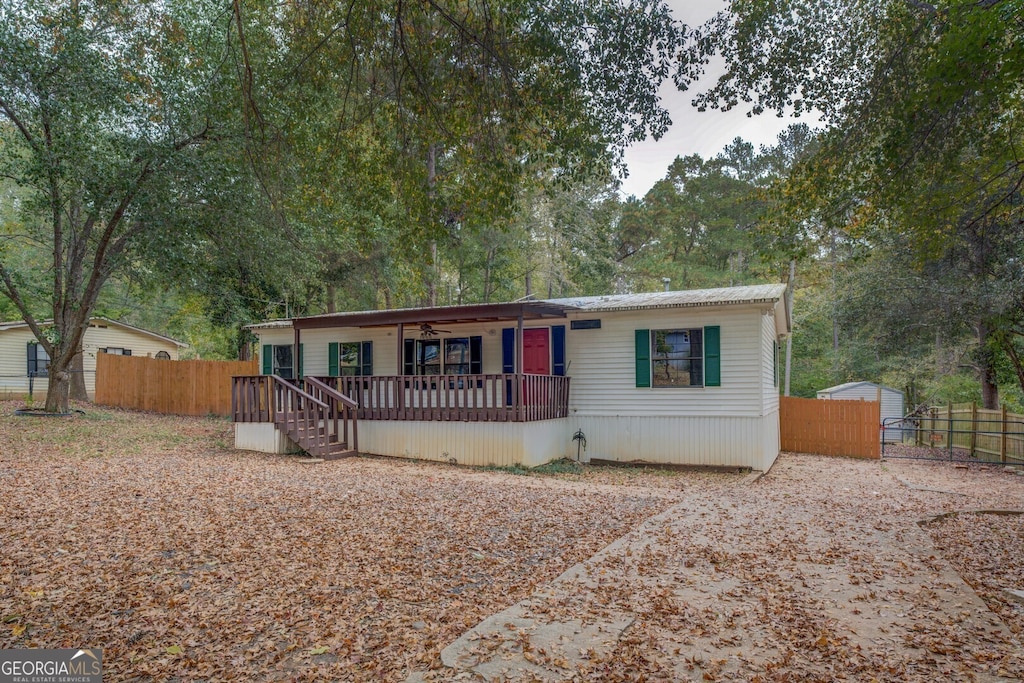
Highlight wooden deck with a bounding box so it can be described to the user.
[232,373,570,424]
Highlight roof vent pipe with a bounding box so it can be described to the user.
[662,277,671,292]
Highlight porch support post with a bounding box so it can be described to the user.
[516,312,524,421]
[396,323,404,416]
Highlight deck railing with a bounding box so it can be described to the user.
[316,373,570,422]
[233,373,569,423]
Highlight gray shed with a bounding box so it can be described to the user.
[817,381,905,442]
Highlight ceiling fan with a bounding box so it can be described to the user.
[419,323,452,338]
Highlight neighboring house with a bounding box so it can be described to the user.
[0,318,187,400]
[233,283,791,471]
[817,381,905,442]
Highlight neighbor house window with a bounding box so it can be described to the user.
[101,347,132,356]
[404,337,482,375]
[155,351,171,360]
[651,329,703,387]
[27,342,50,377]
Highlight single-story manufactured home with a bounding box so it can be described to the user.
[234,283,791,471]
[0,318,187,400]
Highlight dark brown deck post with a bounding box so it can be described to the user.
[516,312,523,422]
[396,322,404,416]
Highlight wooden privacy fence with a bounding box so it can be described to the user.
[780,396,881,459]
[96,354,258,417]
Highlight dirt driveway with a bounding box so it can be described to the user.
[433,456,1024,682]
[1,405,1022,681]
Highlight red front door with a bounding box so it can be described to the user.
[522,328,550,375]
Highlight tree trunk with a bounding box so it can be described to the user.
[977,321,999,410]
[326,283,337,314]
[44,356,72,413]
[69,349,88,402]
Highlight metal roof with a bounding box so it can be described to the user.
[248,283,790,332]
[543,283,788,312]
[245,319,293,331]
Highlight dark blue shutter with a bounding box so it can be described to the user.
[297,344,304,379]
[403,339,415,375]
[551,325,566,376]
[469,336,482,374]
[361,341,373,376]
[501,328,515,373]
[26,343,36,376]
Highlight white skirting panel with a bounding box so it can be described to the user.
[358,418,571,468]
[234,423,302,454]
[566,414,779,470]
[760,409,780,471]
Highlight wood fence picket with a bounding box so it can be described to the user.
[780,396,880,459]
[95,354,258,417]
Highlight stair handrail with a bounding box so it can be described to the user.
[270,375,331,456]
[304,376,358,453]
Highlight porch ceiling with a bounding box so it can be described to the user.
[292,301,575,330]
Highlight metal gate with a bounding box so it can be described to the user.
[881,414,1024,464]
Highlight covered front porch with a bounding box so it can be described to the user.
[232,300,575,462]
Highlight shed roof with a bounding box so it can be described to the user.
[818,381,901,395]
[0,317,188,347]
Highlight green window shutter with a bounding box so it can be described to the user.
[262,344,272,375]
[705,326,721,387]
[328,342,339,377]
[297,343,304,379]
[635,329,651,388]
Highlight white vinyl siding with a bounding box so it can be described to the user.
[564,306,765,418]
[762,310,780,415]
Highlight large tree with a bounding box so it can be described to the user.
[0,0,245,411]
[682,0,1024,408]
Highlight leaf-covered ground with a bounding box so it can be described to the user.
[0,402,708,681]
[1,403,1022,682]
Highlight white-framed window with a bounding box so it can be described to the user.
[404,337,482,375]
[330,341,371,376]
[651,329,703,387]
[272,344,293,379]
[102,347,132,356]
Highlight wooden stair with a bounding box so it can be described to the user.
[278,421,355,460]
[261,376,359,460]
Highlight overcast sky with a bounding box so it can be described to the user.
[618,0,816,198]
